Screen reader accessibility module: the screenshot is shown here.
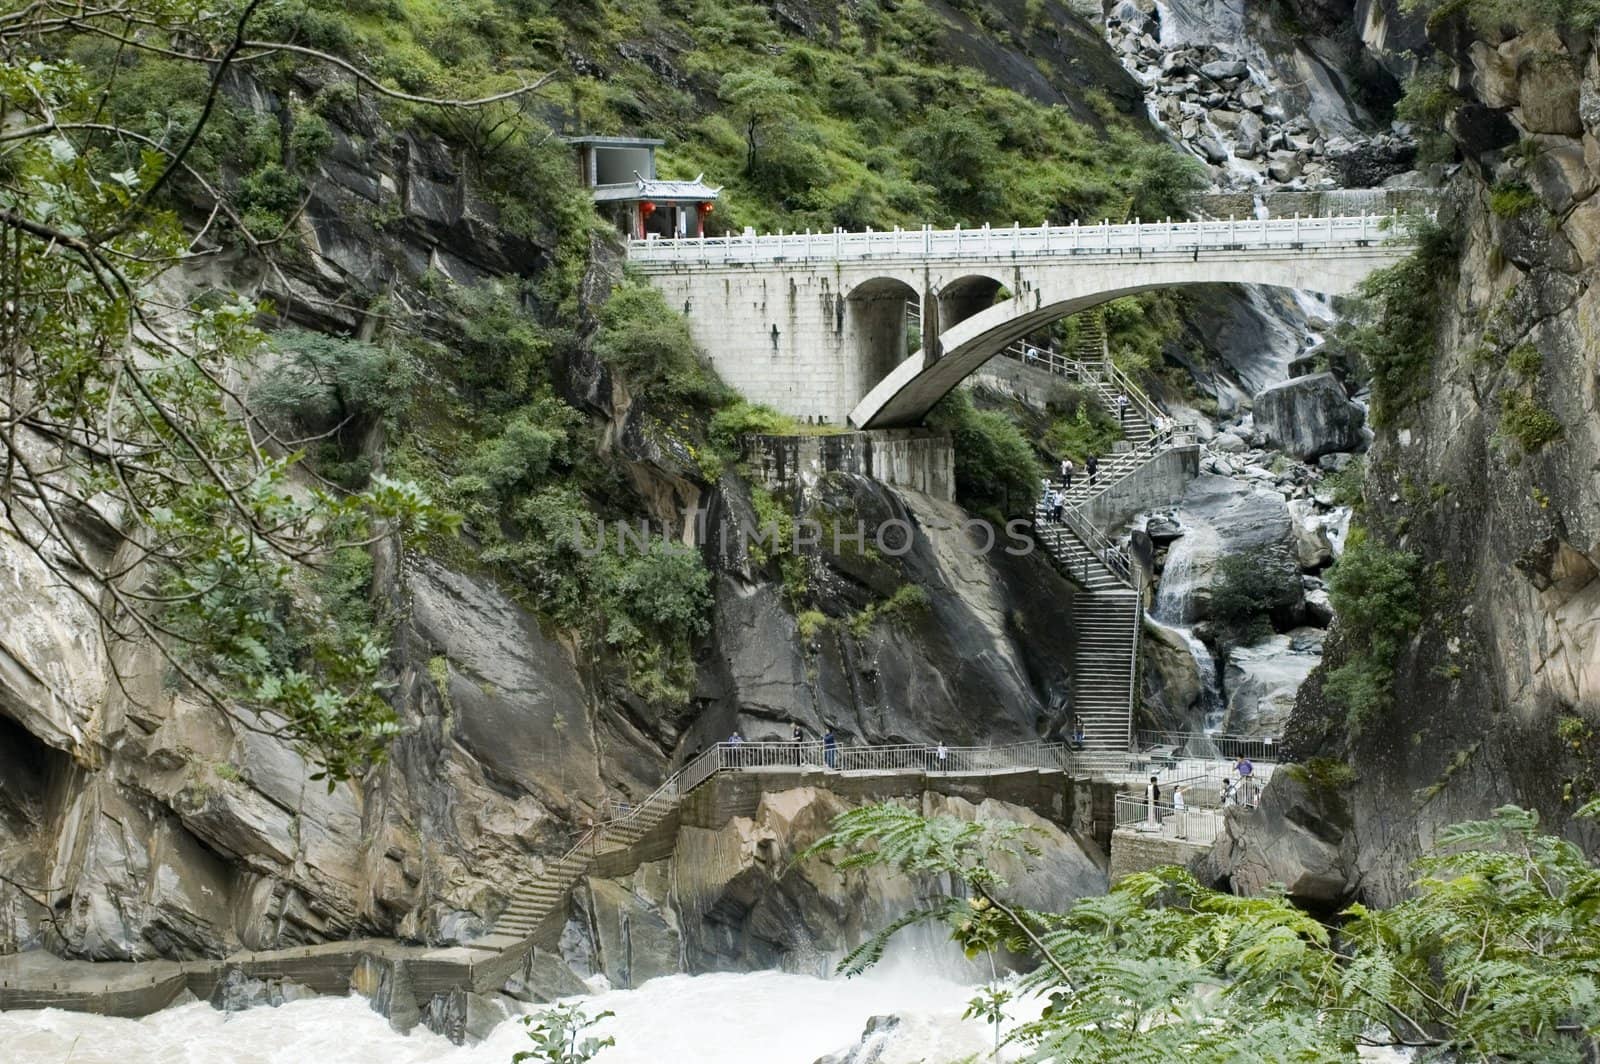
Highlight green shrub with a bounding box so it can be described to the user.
[927,390,1042,518]
[1334,218,1456,427]
[256,330,414,434]
[1041,384,1122,462]
[1500,391,1563,452]
[1211,548,1300,647]
[709,400,800,451]
[448,281,561,411]
[850,583,931,636]
[1324,531,1422,731]
[1489,181,1541,218]
[1507,343,1543,380]
[1319,455,1366,509]
[594,280,731,409]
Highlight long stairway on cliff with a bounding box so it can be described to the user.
[1006,320,1182,753]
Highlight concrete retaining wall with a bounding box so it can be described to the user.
[741,429,955,502]
[1107,829,1212,881]
[1079,444,1199,532]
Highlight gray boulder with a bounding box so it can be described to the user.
[1199,762,1357,905]
[1253,373,1366,460]
[1220,634,1321,736]
[1201,60,1249,80]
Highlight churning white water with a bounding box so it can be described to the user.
[1148,616,1225,731]
[1,969,1010,1064]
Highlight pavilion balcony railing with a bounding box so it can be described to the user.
[626,212,1409,266]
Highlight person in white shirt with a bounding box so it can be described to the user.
[1172,785,1187,838]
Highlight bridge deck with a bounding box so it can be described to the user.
[628,213,1401,267]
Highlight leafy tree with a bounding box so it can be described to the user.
[1123,144,1208,221]
[904,109,1003,216]
[1333,218,1456,427]
[928,390,1042,519]
[1211,547,1301,648]
[810,800,1600,1062]
[0,0,551,779]
[719,68,805,178]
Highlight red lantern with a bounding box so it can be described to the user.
[697,201,714,215]
[640,201,656,217]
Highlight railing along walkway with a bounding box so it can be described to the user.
[628,212,1404,266]
[480,734,1272,948]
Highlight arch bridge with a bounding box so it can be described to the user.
[628,213,1421,427]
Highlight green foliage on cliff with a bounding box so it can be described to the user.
[1501,391,1565,452]
[1336,217,1457,428]
[1324,530,1422,731]
[0,38,458,782]
[812,800,1600,1061]
[1041,385,1124,464]
[1401,0,1600,32]
[928,390,1044,519]
[410,279,719,704]
[1395,63,1461,165]
[1490,181,1542,218]
[594,279,730,408]
[1211,548,1300,647]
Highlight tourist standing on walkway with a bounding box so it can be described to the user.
[1048,487,1064,523]
[1086,454,1099,487]
[1060,457,1074,491]
[1116,392,1130,424]
[1025,344,1038,366]
[1146,775,1161,827]
[1071,717,1086,749]
[936,741,948,770]
[1172,785,1187,839]
[1235,755,1255,806]
[824,728,838,770]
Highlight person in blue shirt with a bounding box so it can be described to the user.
[823,728,838,769]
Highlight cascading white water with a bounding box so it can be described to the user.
[1151,524,1226,730]
[1148,617,1225,731]
[1,969,1021,1064]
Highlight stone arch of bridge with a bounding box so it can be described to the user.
[935,273,1009,332]
[846,275,923,411]
[848,249,1400,429]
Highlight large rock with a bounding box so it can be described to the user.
[1200,761,1357,906]
[672,786,1105,975]
[1220,633,1322,736]
[1517,51,1582,135]
[408,558,605,810]
[1286,498,1335,570]
[1253,373,1366,460]
[1151,476,1295,625]
[1142,620,1204,730]
[577,863,682,989]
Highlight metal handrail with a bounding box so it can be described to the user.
[1135,730,1282,763]
[1112,793,1226,837]
[627,211,1414,265]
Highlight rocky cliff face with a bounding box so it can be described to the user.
[1270,15,1600,905]
[0,61,1090,962]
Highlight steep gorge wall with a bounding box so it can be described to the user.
[1279,13,1600,904]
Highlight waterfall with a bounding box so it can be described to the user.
[1151,526,1225,731]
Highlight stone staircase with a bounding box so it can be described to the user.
[473,794,681,951]
[1023,310,1179,752]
